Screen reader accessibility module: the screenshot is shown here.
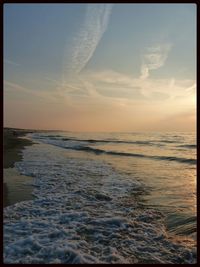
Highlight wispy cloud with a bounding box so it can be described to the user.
[4,81,29,93]
[81,69,195,101]
[4,59,20,66]
[185,83,196,93]
[140,43,172,79]
[63,4,113,84]
[4,80,60,102]
[44,77,60,85]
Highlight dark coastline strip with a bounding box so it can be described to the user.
[3,128,35,207]
[3,128,34,169]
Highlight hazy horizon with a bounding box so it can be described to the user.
[4,4,196,132]
[3,125,196,134]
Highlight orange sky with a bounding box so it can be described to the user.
[4,4,196,132]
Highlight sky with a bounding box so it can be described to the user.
[4,4,196,132]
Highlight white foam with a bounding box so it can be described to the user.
[4,143,196,264]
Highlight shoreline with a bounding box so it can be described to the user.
[3,128,35,207]
[3,127,34,168]
[3,129,196,263]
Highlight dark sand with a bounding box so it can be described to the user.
[3,128,33,168]
[3,128,34,207]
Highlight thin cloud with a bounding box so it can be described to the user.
[63,4,113,84]
[185,83,196,93]
[4,80,59,102]
[4,59,20,66]
[140,43,172,79]
[4,81,29,93]
[44,77,60,85]
[81,69,195,101]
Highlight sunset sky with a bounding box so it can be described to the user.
[4,4,196,132]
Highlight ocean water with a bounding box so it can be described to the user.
[4,131,196,263]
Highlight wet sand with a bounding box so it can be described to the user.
[3,128,34,207]
[3,128,33,168]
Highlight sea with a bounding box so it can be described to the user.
[3,131,196,264]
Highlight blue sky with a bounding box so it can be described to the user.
[4,4,196,131]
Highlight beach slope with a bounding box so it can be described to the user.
[3,128,34,207]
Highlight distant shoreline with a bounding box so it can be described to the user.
[4,126,65,133]
[3,128,34,207]
[3,127,196,134]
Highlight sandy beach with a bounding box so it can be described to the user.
[4,3,196,263]
[3,128,34,207]
[3,130,196,263]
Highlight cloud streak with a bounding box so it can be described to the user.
[63,4,113,83]
[4,81,30,93]
[4,80,60,102]
[140,44,172,79]
[5,59,20,66]
[81,69,195,101]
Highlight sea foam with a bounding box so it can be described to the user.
[4,142,196,264]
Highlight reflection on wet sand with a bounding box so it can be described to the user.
[3,168,34,207]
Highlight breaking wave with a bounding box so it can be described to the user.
[30,134,196,166]
[177,144,196,149]
[68,145,196,165]
[4,143,196,263]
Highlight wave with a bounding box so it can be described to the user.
[62,137,153,145]
[33,135,160,146]
[4,143,196,264]
[34,134,192,148]
[61,145,196,165]
[177,144,196,149]
[167,215,197,236]
[159,140,180,144]
[31,134,196,165]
